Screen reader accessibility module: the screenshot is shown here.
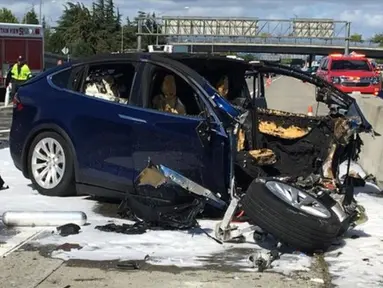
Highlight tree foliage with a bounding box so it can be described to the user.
[0,8,18,23]
[371,33,383,46]
[36,1,163,57]
[22,7,39,24]
[350,33,362,43]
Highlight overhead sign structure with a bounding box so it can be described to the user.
[292,19,335,38]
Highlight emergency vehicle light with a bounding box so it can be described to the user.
[350,53,365,57]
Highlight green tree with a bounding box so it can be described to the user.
[260,32,271,38]
[242,54,255,62]
[44,2,163,55]
[122,17,139,51]
[49,2,96,56]
[0,8,18,23]
[132,11,167,50]
[22,7,39,24]
[371,33,383,46]
[350,33,362,42]
[281,58,292,65]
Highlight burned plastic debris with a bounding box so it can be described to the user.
[95,222,147,235]
[112,160,224,231]
[57,223,81,237]
[0,174,8,191]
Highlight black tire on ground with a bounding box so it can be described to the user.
[241,180,342,253]
[27,131,77,197]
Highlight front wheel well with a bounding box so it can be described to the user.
[21,125,79,181]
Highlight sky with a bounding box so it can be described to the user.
[3,0,383,38]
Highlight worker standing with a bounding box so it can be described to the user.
[10,55,32,99]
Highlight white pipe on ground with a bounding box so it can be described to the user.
[4,84,11,107]
[2,211,87,227]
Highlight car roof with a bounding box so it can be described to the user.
[71,52,247,66]
[68,52,250,88]
[67,52,250,93]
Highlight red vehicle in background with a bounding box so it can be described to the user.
[0,23,43,102]
[316,53,381,96]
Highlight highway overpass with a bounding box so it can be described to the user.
[138,16,383,58]
[175,42,383,58]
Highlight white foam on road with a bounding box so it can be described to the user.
[0,148,312,273]
[2,138,383,285]
[325,193,383,288]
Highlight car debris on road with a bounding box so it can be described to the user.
[0,174,8,190]
[7,53,380,255]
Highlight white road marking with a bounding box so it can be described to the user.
[0,105,12,110]
[0,228,45,257]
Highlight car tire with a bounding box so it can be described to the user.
[241,179,341,253]
[27,131,77,197]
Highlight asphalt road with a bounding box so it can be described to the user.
[0,77,330,288]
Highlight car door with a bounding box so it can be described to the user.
[63,60,146,196]
[129,61,229,197]
[250,71,267,109]
[317,58,328,80]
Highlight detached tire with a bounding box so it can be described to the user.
[27,131,77,197]
[241,180,341,253]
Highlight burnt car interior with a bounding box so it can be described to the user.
[81,63,136,104]
[172,58,338,186]
[175,56,250,103]
[145,65,204,116]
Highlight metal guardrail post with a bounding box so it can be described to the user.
[345,22,351,54]
[137,18,143,51]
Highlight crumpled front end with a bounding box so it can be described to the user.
[234,107,371,234]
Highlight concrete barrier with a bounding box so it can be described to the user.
[352,94,383,187]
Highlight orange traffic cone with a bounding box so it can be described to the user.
[266,76,272,87]
[307,105,313,116]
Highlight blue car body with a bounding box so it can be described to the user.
[9,54,371,201]
[9,53,245,199]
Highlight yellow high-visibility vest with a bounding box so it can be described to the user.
[11,63,31,81]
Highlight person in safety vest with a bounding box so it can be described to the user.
[10,55,32,99]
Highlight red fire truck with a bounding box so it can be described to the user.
[0,23,44,101]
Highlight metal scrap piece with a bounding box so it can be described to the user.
[135,162,167,188]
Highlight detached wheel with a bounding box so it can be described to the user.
[27,131,76,197]
[241,180,341,253]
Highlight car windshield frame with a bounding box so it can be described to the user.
[330,59,371,71]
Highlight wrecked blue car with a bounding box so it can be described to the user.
[9,53,376,253]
